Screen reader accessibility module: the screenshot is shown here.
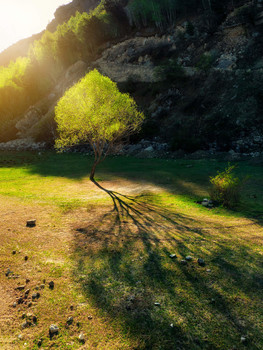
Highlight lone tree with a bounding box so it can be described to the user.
[55,69,144,181]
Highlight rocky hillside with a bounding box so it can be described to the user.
[1,0,263,157]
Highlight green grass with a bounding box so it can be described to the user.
[0,151,263,349]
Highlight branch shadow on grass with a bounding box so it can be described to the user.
[72,181,263,350]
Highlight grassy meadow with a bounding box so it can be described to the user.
[0,151,262,349]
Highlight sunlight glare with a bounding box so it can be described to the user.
[0,0,71,53]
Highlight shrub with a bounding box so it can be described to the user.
[196,52,215,72]
[209,164,243,208]
[154,59,185,82]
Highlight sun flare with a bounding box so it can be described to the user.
[0,0,71,52]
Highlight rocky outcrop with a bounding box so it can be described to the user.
[95,36,175,83]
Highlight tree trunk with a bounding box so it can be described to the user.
[90,160,98,181]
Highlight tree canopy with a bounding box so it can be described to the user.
[55,69,144,179]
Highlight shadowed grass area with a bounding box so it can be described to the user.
[72,189,263,349]
[0,151,262,349]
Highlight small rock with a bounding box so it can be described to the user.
[12,250,16,255]
[78,332,85,342]
[17,297,24,304]
[26,220,36,227]
[170,323,174,328]
[40,284,45,289]
[15,285,25,291]
[21,321,29,329]
[206,269,211,273]
[185,256,193,261]
[67,316,73,325]
[88,315,93,320]
[25,289,30,295]
[241,336,247,343]
[181,260,187,265]
[154,302,161,306]
[18,334,23,340]
[13,302,17,308]
[169,254,177,259]
[32,293,40,300]
[49,324,59,336]
[24,256,28,261]
[198,258,206,267]
[49,281,54,290]
[35,286,39,290]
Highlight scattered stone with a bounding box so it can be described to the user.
[18,334,23,340]
[35,286,39,290]
[185,256,193,261]
[26,220,36,227]
[21,321,29,329]
[241,336,247,343]
[15,285,25,291]
[78,333,85,343]
[206,269,211,273]
[181,260,187,265]
[13,302,17,308]
[32,293,40,300]
[88,315,93,320]
[67,316,73,325]
[154,302,161,306]
[25,289,30,295]
[169,254,177,259]
[40,284,45,289]
[17,297,24,305]
[198,258,206,267]
[170,323,174,328]
[49,281,55,290]
[24,256,28,261]
[12,250,16,255]
[49,324,59,336]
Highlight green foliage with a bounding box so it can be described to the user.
[209,164,244,208]
[55,69,144,178]
[128,0,178,29]
[0,2,124,142]
[154,59,185,82]
[196,52,216,71]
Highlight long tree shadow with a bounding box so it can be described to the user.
[72,182,263,349]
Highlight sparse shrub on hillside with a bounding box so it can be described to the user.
[154,59,185,82]
[196,52,216,72]
[209,164,244,208]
